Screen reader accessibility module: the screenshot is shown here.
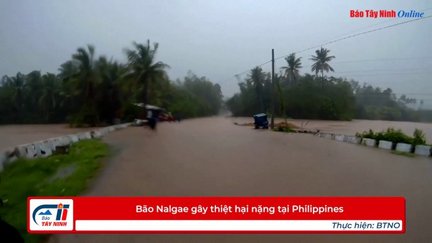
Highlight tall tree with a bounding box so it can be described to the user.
[39,73,61,121]
[0,74,23,121]
[96,56,124,123]
[281,53,302,83]
[58,60,79,81]
[0,42,227,125]
[25,71,43,114]
[310,47,335,79]
[70,45,99,125]
[248,67,267,112]
[124,40,169,105]
[9,73,26,120]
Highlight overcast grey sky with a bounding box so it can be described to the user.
[1,0,431,105]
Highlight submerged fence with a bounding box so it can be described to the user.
[317,132,432,157]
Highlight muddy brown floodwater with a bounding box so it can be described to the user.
[0,124,93,152]
[45,117,432,243]
[232,117,432,142]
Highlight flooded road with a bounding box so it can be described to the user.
[50,117,432,243]
[1,118,430,152]
[232,117,432,143]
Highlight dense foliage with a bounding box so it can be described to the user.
[227,71,355,120]
[160,73,223,119]
[0,41,223,126]
[0,140,108,242]
[351,81,419,121]
[357,128,427,146]
[227,50,429,121]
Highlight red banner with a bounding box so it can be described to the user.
[28,196,405,233]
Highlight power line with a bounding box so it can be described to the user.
[319,6,432,44]
[335,71,432,77]
[234,60,272,77]
[234,14,432,77]
[333,56,432,64]
[275,15,432,61]
[330,67,431,74]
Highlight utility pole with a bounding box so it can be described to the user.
[270,49,275,129]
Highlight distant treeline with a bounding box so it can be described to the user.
[227,49,431,122]
[0,41,222,126]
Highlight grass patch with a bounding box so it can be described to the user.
[391,151,415,158]
[0,139,109,243]
[356,128,427,146]
[272,127,295,133]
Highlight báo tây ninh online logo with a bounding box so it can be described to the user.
[350,9,425,18]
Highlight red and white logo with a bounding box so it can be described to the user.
[29,199,74,231]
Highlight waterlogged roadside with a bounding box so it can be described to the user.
[0,124,94,152]
[230,117,432,143]
[0,139,109,243]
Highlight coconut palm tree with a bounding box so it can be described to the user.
[25,71,43,112]
[96,56,124,123]
[124,40,169,105]
[281,53,302,83]
[58,60,79,82]
[310,47,335,79]
[8,73,26,119]
[39,73,60,121]
[70,45,99,125]
[73,45,97,97]
[248,67,267,112]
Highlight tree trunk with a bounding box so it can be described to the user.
[142,79,149,105]
[321,70,325,87]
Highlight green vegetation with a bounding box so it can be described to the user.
[281,53,302,82]
[167,73,223,118]
[351,82,420,121]
[412,128,427,146]
[227,48,431,121]
[227,72,355,120]
[0,140,109,242]
[356,128,427,146]
[0,41,223,126]
[273,127,295,133]
[310,47,335,79]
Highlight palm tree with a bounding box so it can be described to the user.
[58,60,79,82]
[39,73,60,121]
[248,67,266,112]
[281,53,302,83]
[124,40,169,105]
[71,45,99,125]
[8,73,26,119]
[274,73,287,124]
[25,71,43,111]
[310,47,335,79]
[73,45,97,98]
[96,56,124,123]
